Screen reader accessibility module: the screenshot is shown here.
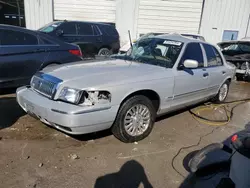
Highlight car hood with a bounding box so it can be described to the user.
[43,59,171,89]
[218,41,250,61]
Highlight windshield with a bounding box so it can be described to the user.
[38,22,63,33]
[222,43,250,53]
[115,38,183,68]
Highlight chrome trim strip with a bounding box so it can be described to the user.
[174,85,219,99]
[51,106,111,115]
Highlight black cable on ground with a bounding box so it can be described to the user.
[171,127,220,178]
[171,98,250,179]
[189,98,250,126]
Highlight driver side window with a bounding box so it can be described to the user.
[181,43,204,68]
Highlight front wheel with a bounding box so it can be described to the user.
[112,95,156,143]
[213,81,230,103]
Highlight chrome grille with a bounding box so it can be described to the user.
[31,74,62,98]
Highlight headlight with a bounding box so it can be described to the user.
[58,87,83,104]
[58,88,111,105]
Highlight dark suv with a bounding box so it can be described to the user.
[39,21,120,57]
[0,24,83,89]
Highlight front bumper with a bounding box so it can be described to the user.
[16,87,119,135]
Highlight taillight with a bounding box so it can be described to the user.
[69,49,82,57]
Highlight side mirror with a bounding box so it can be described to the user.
[56,29,64,36]
[183,59,199,69]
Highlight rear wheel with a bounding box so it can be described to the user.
[213,81,230,103]
[112,95,156,143]
[98,48,111,56]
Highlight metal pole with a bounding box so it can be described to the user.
[16,0,21,26]
[198,0,205,34]
[245,13,250,37]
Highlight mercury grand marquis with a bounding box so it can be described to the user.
[16,34,235,142]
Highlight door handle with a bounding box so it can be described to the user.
[203,72,209,77]
[222,71,226,75]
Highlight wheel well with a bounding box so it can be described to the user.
[99,45,111,51]
[121,90,160,112]
[227,78,232,83]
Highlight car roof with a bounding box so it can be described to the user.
[0,24,77,47]
[55,20,114,27]
[181,33,203,37]
[153,33,207,44]
[0,24,33,32]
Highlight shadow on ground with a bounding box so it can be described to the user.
[0,97,25,129]
[94,160,153,188]
[0,88,17,95]
[179,122,250,188]
[70,104,201,142]
[69,129,112,141]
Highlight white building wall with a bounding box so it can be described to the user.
[137,0,203,36]
[53,0,116,23]
[24,0,53,30]
[200,0,250,44]
[116,0,140,45]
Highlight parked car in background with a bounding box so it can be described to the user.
[119,33,205,54]
[16,34,235,142]
[39,21,120,57]
[218,40,250,81]
[0,24,82,89]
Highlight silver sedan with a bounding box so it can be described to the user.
[16,34,235,142]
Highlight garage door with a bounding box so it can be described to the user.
[137,0,203,36]
[54,0,116,23]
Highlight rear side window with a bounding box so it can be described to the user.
[59,22,77,35]
[77,23,93,35]
[181,43,204,68]
[203,43,223,66]
[97,24,118,36]
[212,46,223,66]
[0,29,38,45]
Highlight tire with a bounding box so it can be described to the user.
[112,95,156,143]
[213,80,230,103]
[98,48,112,56]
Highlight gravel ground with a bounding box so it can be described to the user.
[0,81,250,188]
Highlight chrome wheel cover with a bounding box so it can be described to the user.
[99,50,110,56]
[219,84,228,101]
[124,104,151,136]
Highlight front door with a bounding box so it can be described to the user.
[173,43,210,109]
[202,43,227,96]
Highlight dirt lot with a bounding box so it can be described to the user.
[1,82,250,188]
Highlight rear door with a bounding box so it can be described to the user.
[76,23,97,56]
[0,29,49,87]
[202,43,227,96]
[173,42,210,109]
